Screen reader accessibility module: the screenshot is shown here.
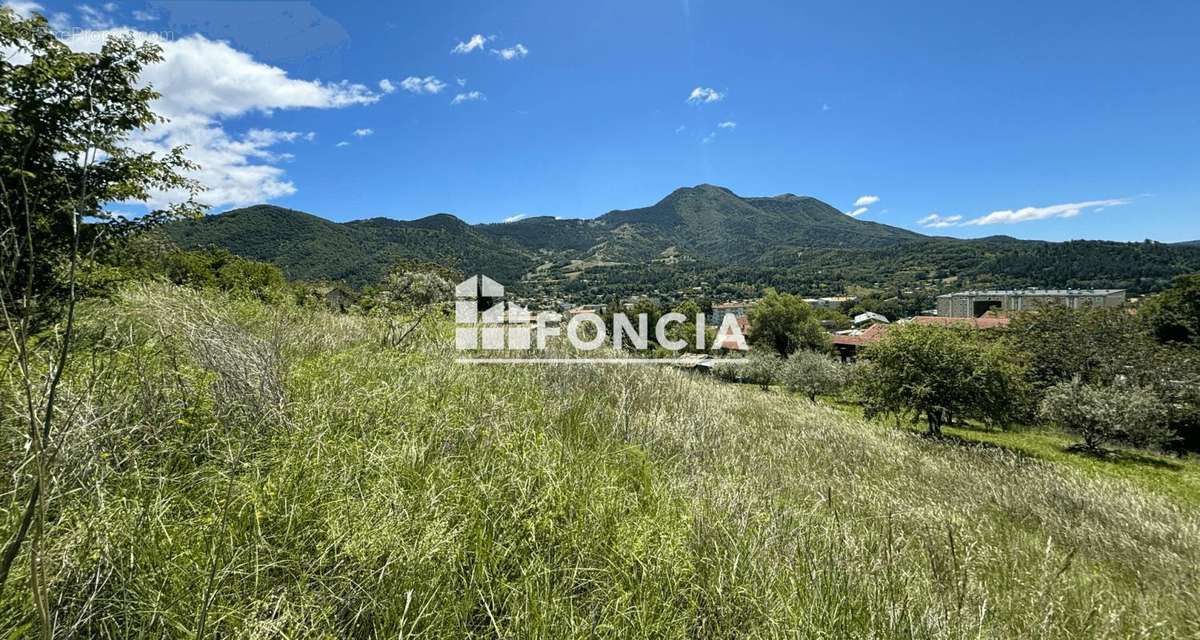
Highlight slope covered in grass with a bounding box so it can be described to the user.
[1,284,1197,637]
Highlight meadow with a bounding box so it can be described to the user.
[1,283,1197,637]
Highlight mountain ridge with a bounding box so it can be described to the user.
[164,185,1200,298]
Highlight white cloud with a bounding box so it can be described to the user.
[962,198,1130,226]
[456,77,467,87]
[353,128,373,137]
[54,28,388,208]
[917,214,963,229]
[502,213,528,223]
[717,121,737,129]
[397,75,447,95]
[2,0,42,17]
[77,3,113,29]
[451,34,488,54]
[492,43,528,60]
[451,90,486,105]
[702,132,716,144]
[131,9,156,21]
[687,86,724,104]
[674,125,686,134]
[847,207,869,218]
[853,195,879,207]
[378,79,396,94]
[335,141,350,148]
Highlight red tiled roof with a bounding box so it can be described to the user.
[830,323,891,346]
[832,316,1008,348]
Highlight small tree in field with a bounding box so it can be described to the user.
[748,289,829,357]
[858,324,1027,436]
[0,10,202,609]
[740,352,782,391]
[1039,377,1171,453]
[780,349,845,401]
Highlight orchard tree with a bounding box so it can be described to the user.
[740,352,782,391]
[0,9,203,606]
[1142,274,1200,347]
[859,324,1028,436]
[1040,377,1171,452]
[747,289,829,357]
[1005,304,1151,391]
[780,349,845,402]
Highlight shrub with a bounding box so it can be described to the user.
[859,324,1028,435]
[780,350,845,401]
[734,352,783,390]
[1040,377,1171,452]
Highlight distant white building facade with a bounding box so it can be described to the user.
[936,289,1126,318]
[709,301,753,325]
[804,296,859,310]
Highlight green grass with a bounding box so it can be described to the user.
[825,396,1200,507]
[2,284,1198,637]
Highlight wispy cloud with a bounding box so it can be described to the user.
[687,86,724,104]
[674,125,686,134]
[77,3,113,29]
[353,128,373,137]
[917,214,962,229]
[451,33,489,54]
[335,141,350,148]
[847,207,869,218]
[451,90,486,105]
[492,43,528,60]
[3,0,42,17]
[962,198,1130,226]
[702,132,716,144]
[717,121,737,129]
[397,75,447,95]
[853,195,879,207]
[502,213,528,223]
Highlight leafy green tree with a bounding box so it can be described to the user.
[780,350,845,401]
[1040,377,1171,452]
[740,352,782,391]
[1005,304,1152,391]
[1,11,202,326]
[0,10,202,603]
[858,324,1028,435]
[747,289,829,357]
[1142,274,1200,347]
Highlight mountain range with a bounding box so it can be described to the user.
[166,184,1200,300]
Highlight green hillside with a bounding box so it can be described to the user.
[165,187,1200,296]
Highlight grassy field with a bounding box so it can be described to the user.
[827,399,1200,508]
[2,284,1198,637]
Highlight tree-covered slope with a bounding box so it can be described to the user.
[167,205,539,285]
[165,188,1200,294]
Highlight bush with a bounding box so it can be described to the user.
[1040,377,1171,452]
[780,350,845,401]
[742,352,784,390]
[859,324,1029,435]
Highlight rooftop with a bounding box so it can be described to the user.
[938,289,1124,298]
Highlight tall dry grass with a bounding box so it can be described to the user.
[0,283,1195,637]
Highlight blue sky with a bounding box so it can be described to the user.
[8,0,1200,241]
